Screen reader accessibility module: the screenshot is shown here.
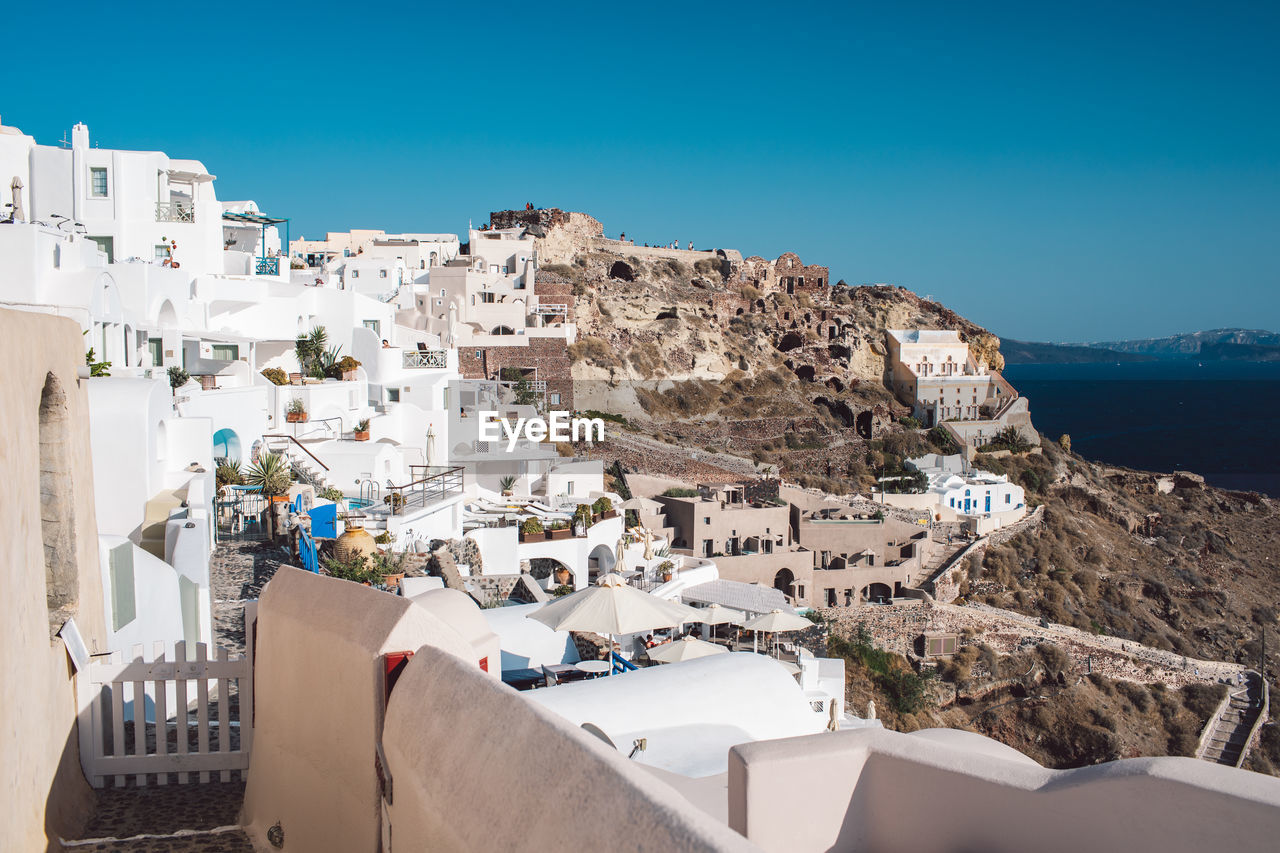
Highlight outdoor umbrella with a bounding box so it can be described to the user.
[688,603,746,626]
[614,537,628,576]
[618,496,664,514]
[642,528,654,561]
[647,635,729,664]
[741,608,812,656]
[528,574,698,674]
[425,424,437,467]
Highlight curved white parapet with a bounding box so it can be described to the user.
[729,726,1280,853]
[527,652,825,778]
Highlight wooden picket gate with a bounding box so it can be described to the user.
[77,639,254,788]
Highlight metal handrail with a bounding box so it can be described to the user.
[263,434,330,471]
[384,466,464,516]
[256,256,280,275]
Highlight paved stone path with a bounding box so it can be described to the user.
[210,540,291,655]
[64,783,252,852]
[1202,673,1265,765]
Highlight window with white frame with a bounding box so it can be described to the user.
[90,167,108,197]
[210,344,238,361]
[549,392,561,405]
[379,269,387,278]
[351,269,359,278]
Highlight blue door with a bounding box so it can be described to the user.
[964,498,970,512]
[985,494,991,512]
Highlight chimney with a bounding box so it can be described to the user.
[71,123,89,150]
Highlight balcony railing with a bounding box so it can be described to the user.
[385,466,464,516]
[403,348,448,369]
[534,303,568,315]
[255,257,280,275]
[155,201,195,223]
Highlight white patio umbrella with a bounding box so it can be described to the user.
[647,635,729,664]
[425,424,437,467]
[619,496,664,514]
[688,603,746,626]
[741,609,812,656]
[528,574,697,675]
[642,528,654,561]
[614,537,628,576]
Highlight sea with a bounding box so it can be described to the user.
[1002,361,1280,498]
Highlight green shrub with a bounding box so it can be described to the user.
[216,461,243,490]
[898,416,922,430]
[662,487,699,498]
[261,367,289,386]
[521,517,544,535]
[168,366,190,389]
[592,496,612,515]
[318,487,344,502]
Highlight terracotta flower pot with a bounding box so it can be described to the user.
[384,572,405,591]
[343,370,358,381]
[354,430,370,441]
[286,412,308,423]
[554,569,571,585]
[602,509,618,519]
[549,528,571,540]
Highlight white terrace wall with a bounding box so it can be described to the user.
[240,567,479,853]
[383,647,761,851]
[728,727,1280,853]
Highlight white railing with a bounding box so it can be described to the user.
[77,640,253,787]
[403,349,448,369]
[535,303,567,315]
[155,201,195,223]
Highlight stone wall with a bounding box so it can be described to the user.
[929,504,1045,603]
[821,597,1245,689]
[458,338,575,410]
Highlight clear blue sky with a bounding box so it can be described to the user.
[6,1,1277,341]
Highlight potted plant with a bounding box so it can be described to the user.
[354,418,371,441]
[519,516,544,543]
[285,397,308,423]
[553,566,572,585]
[383,493,405,511]
[499,475,516,497]
[548,520,572,540]
[335,355,362,381]
[592,496,615,520]
[261,367,288,386]
[658,560,676,583]
[574,503,593,531]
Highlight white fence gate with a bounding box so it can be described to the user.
[77,639,254,787]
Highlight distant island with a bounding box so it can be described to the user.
[1004,327,1280,363]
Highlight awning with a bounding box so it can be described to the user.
[222,211,288,226]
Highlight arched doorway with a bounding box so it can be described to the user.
[862,582,892,604]
[40,373,78,630]
[773,568,795,598]
[588,543,615,581]
[213,428,242,463]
